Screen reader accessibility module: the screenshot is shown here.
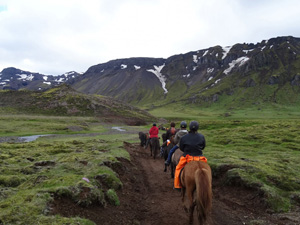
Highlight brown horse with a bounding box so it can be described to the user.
[149,137,160,159]
[162,135,176,173]
[180,161,212,225]
[170,148,183,178]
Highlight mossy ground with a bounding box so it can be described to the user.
[0,115,140,225]
[0,107,300,224]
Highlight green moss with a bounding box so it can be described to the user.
[106,189,120,206]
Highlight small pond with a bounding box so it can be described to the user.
[111,127,126,132]
[19,134,52,142]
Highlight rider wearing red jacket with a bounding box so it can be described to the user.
[149,123,159,138]
[145,123,159,148]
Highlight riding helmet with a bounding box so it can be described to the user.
[180,121,187,128]
[189,121,199,131]
[153,123,156,126]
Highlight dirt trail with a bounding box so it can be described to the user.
[51,142,299,225]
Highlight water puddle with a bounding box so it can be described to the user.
[111,127,126,132]
[19,134,51,142]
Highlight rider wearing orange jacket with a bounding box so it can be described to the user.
[174,121,207,190]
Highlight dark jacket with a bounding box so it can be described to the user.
[179,132,206,156]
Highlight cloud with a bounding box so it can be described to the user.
[0,0,300,75]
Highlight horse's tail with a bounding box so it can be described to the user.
[195,167,212,224]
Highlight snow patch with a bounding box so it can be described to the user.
[147,64,168,94]
[43,76,48,81]
[134,65,141,70]
[208,76,213,81]
[203,50,209,57]
[17,74,34,81]
[0,82,6,85]
[193,66,198,71]
[64,71,75,76]
[193,55,198,63]
[207,68,214,73]
[55,78,64,83]
[43,81,51,85]
[243,49,254,54]
[261,46,266,51]
[101,69,105,73]
[183,74,190,78]
[223,56,249,75]
[222,46,232,59]
[215,79,221,84]
[121,64,127,69]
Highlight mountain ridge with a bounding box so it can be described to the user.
[1,36,300,109]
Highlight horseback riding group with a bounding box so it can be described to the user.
[139,121,212,224]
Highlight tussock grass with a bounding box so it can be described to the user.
[150,105,300,212]
[0,111,300,224]
[0,115,138,224]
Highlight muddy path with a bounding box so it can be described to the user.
[51,142,299,225]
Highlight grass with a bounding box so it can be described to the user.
[0,115,140,225]
[203,119,300,212]
[0,109,300,224]
[149,105,300,212]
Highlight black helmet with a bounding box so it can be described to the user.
[180,121,187,128]
[189,121,199,131]
[153,123,156,126]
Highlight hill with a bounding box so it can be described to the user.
[1,36,300,110]
[0,67,82,91]
[70,36,300,109]
[0,84,155,125]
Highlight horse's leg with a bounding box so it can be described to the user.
[187,187,195,224]
[171,163,174,178]
[181,187,188,213]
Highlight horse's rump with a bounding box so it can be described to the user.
[170,149,183,178]
[149,137,160,159]
[181,161,212,225]
[138,132,147,147]
[171,149,183,166]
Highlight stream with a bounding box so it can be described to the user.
[0,127,127,143]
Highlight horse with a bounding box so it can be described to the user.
[149,137,160,159]
[170,148,183,178]
[180,161,212,225]
[161,133,167,143]
[138,132,147,147]
[162,135,176,172]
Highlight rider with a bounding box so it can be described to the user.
[145,123,159,148]
[174,121,207,190]
[165,122,176,140]
[165,121,188,166]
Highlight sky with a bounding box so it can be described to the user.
[0,0,300,75]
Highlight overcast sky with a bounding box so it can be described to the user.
[0,0,300,75]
